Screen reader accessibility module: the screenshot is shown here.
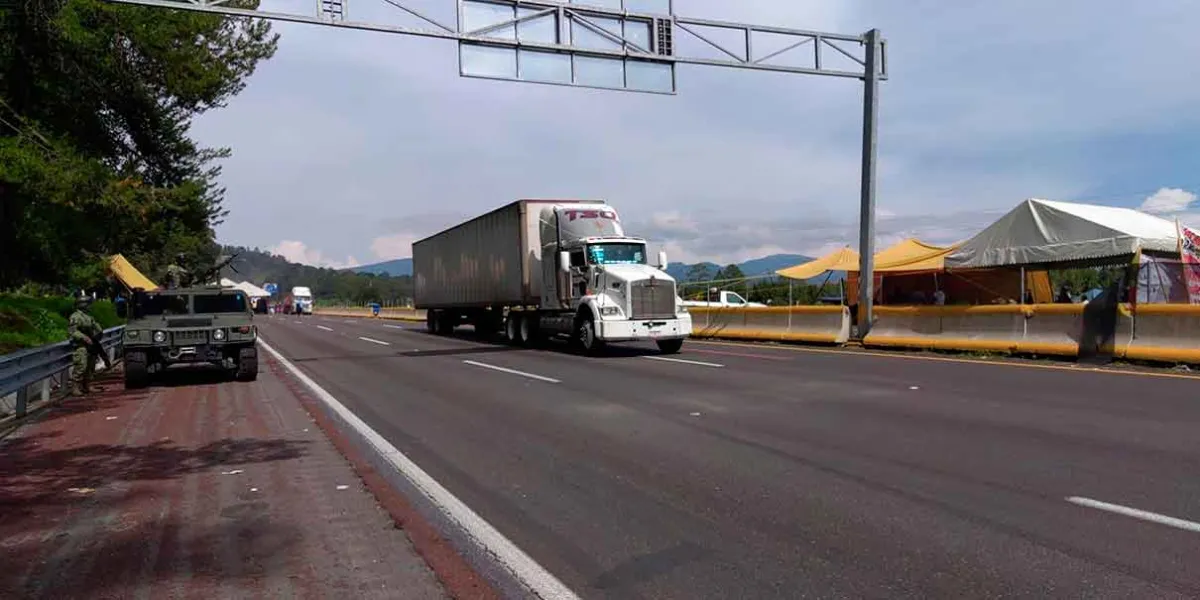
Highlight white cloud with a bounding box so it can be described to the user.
[369,233,420,260]
[270,240,359,269]
[1139,188,1197,214]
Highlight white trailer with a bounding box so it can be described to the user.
[413,199,692,354]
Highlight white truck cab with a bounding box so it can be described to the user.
[291,286,313,314]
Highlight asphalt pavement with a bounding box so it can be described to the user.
[0,348,451,599]
[259,313,1200,599]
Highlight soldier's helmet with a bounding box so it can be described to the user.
[75,296,94,308]
[175,252,187,263]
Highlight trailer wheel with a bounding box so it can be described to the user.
[505,313,523,345]
[519,314,540,346]
[435,311,455,335]
[426,311,437,333]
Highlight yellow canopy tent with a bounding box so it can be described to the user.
[775,239,1053,304]
[775,238,958,280]
[874,238,961,272]
[108,254,159,291]
[775,246,860,280]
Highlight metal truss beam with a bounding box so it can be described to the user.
[101,0,886,81]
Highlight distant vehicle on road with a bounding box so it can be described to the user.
[117,284,258,388]
[413,199,692,354]
[681,290,767,308]
[291,286,313,315]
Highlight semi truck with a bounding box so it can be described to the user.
[291,286,313,315]
[412,199,692,354]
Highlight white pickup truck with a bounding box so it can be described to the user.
[680,290,767,308]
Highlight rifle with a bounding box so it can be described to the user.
[193,251,242,285]
[87,333,113,369]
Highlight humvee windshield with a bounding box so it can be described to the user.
[138,294,190,316]
[193,293,248,314]
[135,291,248,316]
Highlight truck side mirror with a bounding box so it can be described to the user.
[559,251,571,273]
[657,251,668,270]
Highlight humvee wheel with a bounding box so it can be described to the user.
[235,347,258,382]
[124,351,149,389]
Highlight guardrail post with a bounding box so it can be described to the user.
[41,377,50,403]
[15,385,28,419]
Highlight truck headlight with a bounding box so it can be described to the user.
[213,328,226,341]
[600,306,620,316]
[153,331,166,343]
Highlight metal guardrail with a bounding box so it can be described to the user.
[0,326,125,422]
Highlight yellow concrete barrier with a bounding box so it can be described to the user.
[1017,303,1086,356]
[1124,304,1200,364]
[864,305,1030,353]
[314,307,426,321]
[689,306,851,344]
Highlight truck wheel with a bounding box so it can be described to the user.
[235,347,258,382]
[436,313,455,335]
[519,314,541,346]
[656,339,684,354]
[576,315,604,355]
[505,314,523,345]
[124,351,149,389]
[426,311,438,333]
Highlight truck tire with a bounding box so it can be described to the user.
[505,313,523,345]
[236,347,258,382]
[426,311,438,333]
[656,339,684,354]
[124,351,149,389]
[436,312,455,336]
[519,314,541,346]
[575,314,604,355]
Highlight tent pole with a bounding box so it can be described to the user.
[1020,266,1026,304]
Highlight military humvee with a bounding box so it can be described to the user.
[118,284,258,388]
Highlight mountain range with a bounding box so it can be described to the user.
[348,253,835,281]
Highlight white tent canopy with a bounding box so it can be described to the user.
[234,281,271,299]
[945,198,1181,269]
[218,278,270,299]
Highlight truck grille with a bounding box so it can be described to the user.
[172,329,208,345]
[629,278,676,320]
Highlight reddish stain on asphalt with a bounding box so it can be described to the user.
[0,359,455,599]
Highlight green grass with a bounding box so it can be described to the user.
[0,294,123,355]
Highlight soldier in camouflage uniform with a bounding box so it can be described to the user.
[68,296,109,395]
[164,253,191,289]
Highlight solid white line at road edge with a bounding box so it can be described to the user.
[462,360,561,383]
[642,355,725,368]
[1066,496,1200,533]
[257,339,580,600]
[316,325,334,332]
[382,324,404,329]
[358,336,391,346]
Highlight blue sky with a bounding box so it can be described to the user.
[193,0,1200,267]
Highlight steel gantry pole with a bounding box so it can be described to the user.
[857,28,882,338]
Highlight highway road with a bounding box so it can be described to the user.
[257,314,1200,599]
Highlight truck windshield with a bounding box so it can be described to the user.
[193,293,248,314]
[587,243,646,265]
